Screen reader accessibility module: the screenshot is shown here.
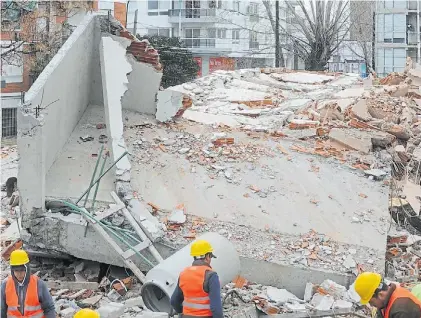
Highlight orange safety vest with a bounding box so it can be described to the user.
[5,275,45,318]
[383,285,421,318]
[179,265,213,317]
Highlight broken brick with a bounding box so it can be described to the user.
[232,275,248,288]
[1,239,23,261]
[212,138,235,146]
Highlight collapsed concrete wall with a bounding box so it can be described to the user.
[18,14,98,222]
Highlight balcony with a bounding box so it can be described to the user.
[168,9,218,23]
[182,38,215,48]
[408,32,421,45]
[180,37,232,53]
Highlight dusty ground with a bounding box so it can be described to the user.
[123,111,390,273]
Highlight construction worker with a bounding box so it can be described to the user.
[0,249,55,318]
[74,308,100,318]
[354,272,421,318]
[170,240,223,318]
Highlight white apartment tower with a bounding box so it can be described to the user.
[375,0,421,77]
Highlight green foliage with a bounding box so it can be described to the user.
[137,35,199,88]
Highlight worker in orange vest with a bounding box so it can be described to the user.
[354,272,421,318]
[170,240,223,318]
[0,249,55,318]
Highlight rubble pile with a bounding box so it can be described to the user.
[160,213,384,273]
[385,229,421,282]
[221,277,365,316]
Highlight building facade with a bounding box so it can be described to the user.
[99,0,281,76]
[375,0,421,77]
[1,1,91,138]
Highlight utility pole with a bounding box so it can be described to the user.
[275,0,280,67]
[178,0,182,37]
[133,9,138,36]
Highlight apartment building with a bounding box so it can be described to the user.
[375,0,420,77]
[101,0,282,76]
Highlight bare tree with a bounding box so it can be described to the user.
[1,1,92,80]
[345,0,374,70]
[282,0,351,71]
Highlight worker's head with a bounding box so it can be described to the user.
[354,272,390,309]
[73,309,100,318]
[190,240,216,264]
[9,250,30,283]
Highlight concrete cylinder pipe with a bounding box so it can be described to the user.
[141,232,240,313]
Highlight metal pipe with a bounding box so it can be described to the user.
[83,146,104,207]
[76,151,128,204]
[141,233,240,313]
[91,154,108,212]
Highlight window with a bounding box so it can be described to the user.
[217,29,226,39]
[148,0,170,15]
[233,1,240,12]
[249,30,258,49]
[248,2,258,14]
[376,13,406,43]
[148,29,157,36]
[148,0,158,10]
[185,28,201,48]
[382,0,407,9]
[376,48,406,77]
[232,30,240,44]
[148,28,170,37]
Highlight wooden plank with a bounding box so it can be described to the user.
[122,241,150,259]
[94,204,125,222]
[110,192,163,263]
[81,208,147,283]
[46,281,98,290]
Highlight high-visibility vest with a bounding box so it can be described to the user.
[5,275,45,318]
[383,285,421,318]
[179,265,213,317]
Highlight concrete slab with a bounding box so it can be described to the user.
[124,112,389,251]
[100,36,132,178]
[271,73,335,84]
[45,105,115,202]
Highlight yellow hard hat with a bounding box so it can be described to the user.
[73,309,100,318]
[190,240,215,257]
[354,272,382,305]
[10,250,29,266]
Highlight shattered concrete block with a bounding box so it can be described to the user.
[329,128,372,154]
[60,307,77,318]
[98,302,125,318]
[127,199,164,241]
[333,299,353,309]
[156,90,184,122]
[265,286,298,304]
[310,293,334,310]
[351,100,372,122]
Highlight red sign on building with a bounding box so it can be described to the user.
[193,57,202,77]
[209,57,235,73]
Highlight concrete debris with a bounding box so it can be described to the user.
[222,278,365,316]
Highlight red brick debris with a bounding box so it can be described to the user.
[115,29,162,71]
